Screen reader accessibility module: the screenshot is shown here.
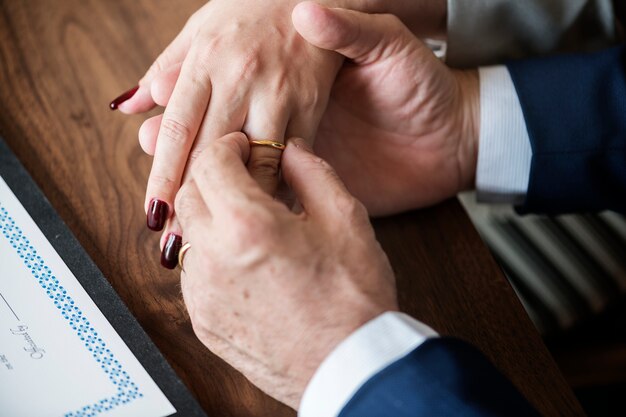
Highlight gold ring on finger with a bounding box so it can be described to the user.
[249,140,286,151]
[178,242,192,272]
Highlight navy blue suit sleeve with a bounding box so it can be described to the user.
[338,338,539,417]
[506,45,626,214]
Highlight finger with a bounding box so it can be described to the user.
[144,45,213,228]
[175,180,213,244]
[161,182,210,269]
[113,85,155,114]
[292,2,414,64]
[151,63,182,107]
[242,98,290,196]
[140,85,245,233]
[160,214,183,251]
[188,84,248,171]
[191,132,270,214]
[284,109,320,146]
[138,83,245,163]
[160,214,183,270]
[281,137,360,220]
[117,24,194,114]
[138,114,162,156]
[277,110,323,208]
[175,181,219,282]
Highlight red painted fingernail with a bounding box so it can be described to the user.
[147,198,169,231]
[161,233,182,269]
[109,86,139,110]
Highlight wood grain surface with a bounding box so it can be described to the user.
[0,1,585,416]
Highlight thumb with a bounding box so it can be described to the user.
[292,1,413,64]
[282,138,363,221]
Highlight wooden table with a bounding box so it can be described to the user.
[0,1,585,416]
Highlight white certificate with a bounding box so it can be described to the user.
[0,175,176,417]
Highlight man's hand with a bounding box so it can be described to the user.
[175,132,398,408]
[118,0,343,241]
[293,3,480,216]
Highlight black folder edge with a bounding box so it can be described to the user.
[0,137,207,417]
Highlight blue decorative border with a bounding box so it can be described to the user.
[0,205,143,416]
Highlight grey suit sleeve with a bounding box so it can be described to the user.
[446,0,618,68]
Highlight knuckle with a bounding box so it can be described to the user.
[202,140,234,169]
[147,59,165,78]
[266,74,293,107]
[384,15,411,43]
[196,35,221,62]
[334,194,367,219]
[381,13,403,27]
[150,173,176,190]
[180,43,214,84]
[190,156,210,181]
[189,56,214,83]
[187,146,207,166]
[305,154,335,175]
[351,198,369,219]
[315,156,334,171]
[298,87,321,113]
[228,206,275,247]
[159,117,192,147]
[146,49,178,80]
[194,29,262,82]
[230,50,261,82]
[226,131,249,146]
[190,145,222,180]
[186,10,201,29]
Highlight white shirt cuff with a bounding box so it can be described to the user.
[298,312,438,417]
[476,66,532,205]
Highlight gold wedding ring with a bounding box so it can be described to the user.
[249,140,286,151]
[178,242,192,272]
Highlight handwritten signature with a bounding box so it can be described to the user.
[10,325,45,359]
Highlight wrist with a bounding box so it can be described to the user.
[453,69,480,192]
[285,302,393,407]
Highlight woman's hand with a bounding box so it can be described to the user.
[111,0,449,230]
[116,0,345,234]
[175,132,397,408]
[293,4,480,216]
